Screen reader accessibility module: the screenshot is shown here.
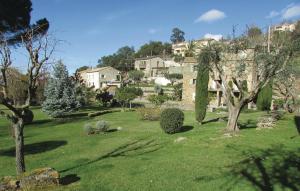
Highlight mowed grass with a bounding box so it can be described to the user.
[0,106,299,191]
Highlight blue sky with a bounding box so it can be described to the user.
[14,0,300,73]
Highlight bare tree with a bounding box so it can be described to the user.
[0,26,56,175]
[273,68,296,112]
[22,26,57,106]
[0,37,11,98]
[0,36,27,174]
[207,32,294,132]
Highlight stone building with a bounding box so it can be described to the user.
[182,57,225,108]
[182,49,256,109]
[79,66,121,90]
[134,56,181,78]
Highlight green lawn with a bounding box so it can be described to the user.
[0,107,299,191]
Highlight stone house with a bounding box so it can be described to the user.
[134,56,181,78]
[272,22,296,32]
[172,39,216,57]
[79,66,122,90]
[182,57,225,108]
[182,49,256,109]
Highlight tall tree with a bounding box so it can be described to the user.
[170,27,185,44]
[0,0,50,175]
[206,28,297,132]
[195,50,210,123]
[256,81,272,111]
[42,61,80,118]
[22,22,55,106]
[0,0,31,34]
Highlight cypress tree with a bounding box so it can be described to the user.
[256,81,273,111]
[42,61,80,117]
[195,51,210,123]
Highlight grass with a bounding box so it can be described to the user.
[0,106,299,191]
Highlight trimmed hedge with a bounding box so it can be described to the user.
[160,108,184,134]
[137,108,161,121]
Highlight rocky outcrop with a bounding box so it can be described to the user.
[0,167,59,190]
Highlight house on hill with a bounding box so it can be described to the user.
[79,66,122,90]
[134,56,181,78]
[182,49,256,109]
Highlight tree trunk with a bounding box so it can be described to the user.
[226,104,242,132]
[13,118,25,175]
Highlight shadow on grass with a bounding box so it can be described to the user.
[294,116,300,135]
[29,117,86,128]
[202,117,228,125]
[60,138,162,173]
[179,126,194,133]
[60,174,80,185]
[106,129,118,133]
[228,145,300,191]
[239,119,257,129]
[193,145,300,191]
[0,140,67,157]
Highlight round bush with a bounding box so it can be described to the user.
[160,108,184,134]
[23,109,34,124]
[95,120,110,133]
[83,123,94,135]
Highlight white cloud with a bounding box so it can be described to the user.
[266,4,300,19]
[195,9,226,23]
[148,28,158,34]
[266,11,280,19]
[203,33,223,41]
[282,4,300,19]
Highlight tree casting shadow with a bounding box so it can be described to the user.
[60,138,162,173]
[179,126,194,133]
[238,119,257,129]
[60,174,80,185]
[192,145,300,191]
[294,115,300,135]
[0,140,67,157]
[228,145,300,191]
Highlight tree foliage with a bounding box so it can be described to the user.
[135,41,172,58]
[148,94,169,107]
[97,46,135,72]
[42,61,80,117]
[256,81,272,111]
[170,27,185,44]
[115,86,142,110]
[195,51,210,123]
[128,70,144,82]
[204,26,298,131]
[0,0,31,33]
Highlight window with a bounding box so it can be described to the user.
[192,79,196,84]
[101,74,105,79]
[116,75,121,81]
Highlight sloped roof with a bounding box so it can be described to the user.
[135,56,162,61]
[80,66,120,73]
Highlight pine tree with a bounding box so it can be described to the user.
[42,61,80,117]
[256,81,273,111]
[195,51,210,123]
